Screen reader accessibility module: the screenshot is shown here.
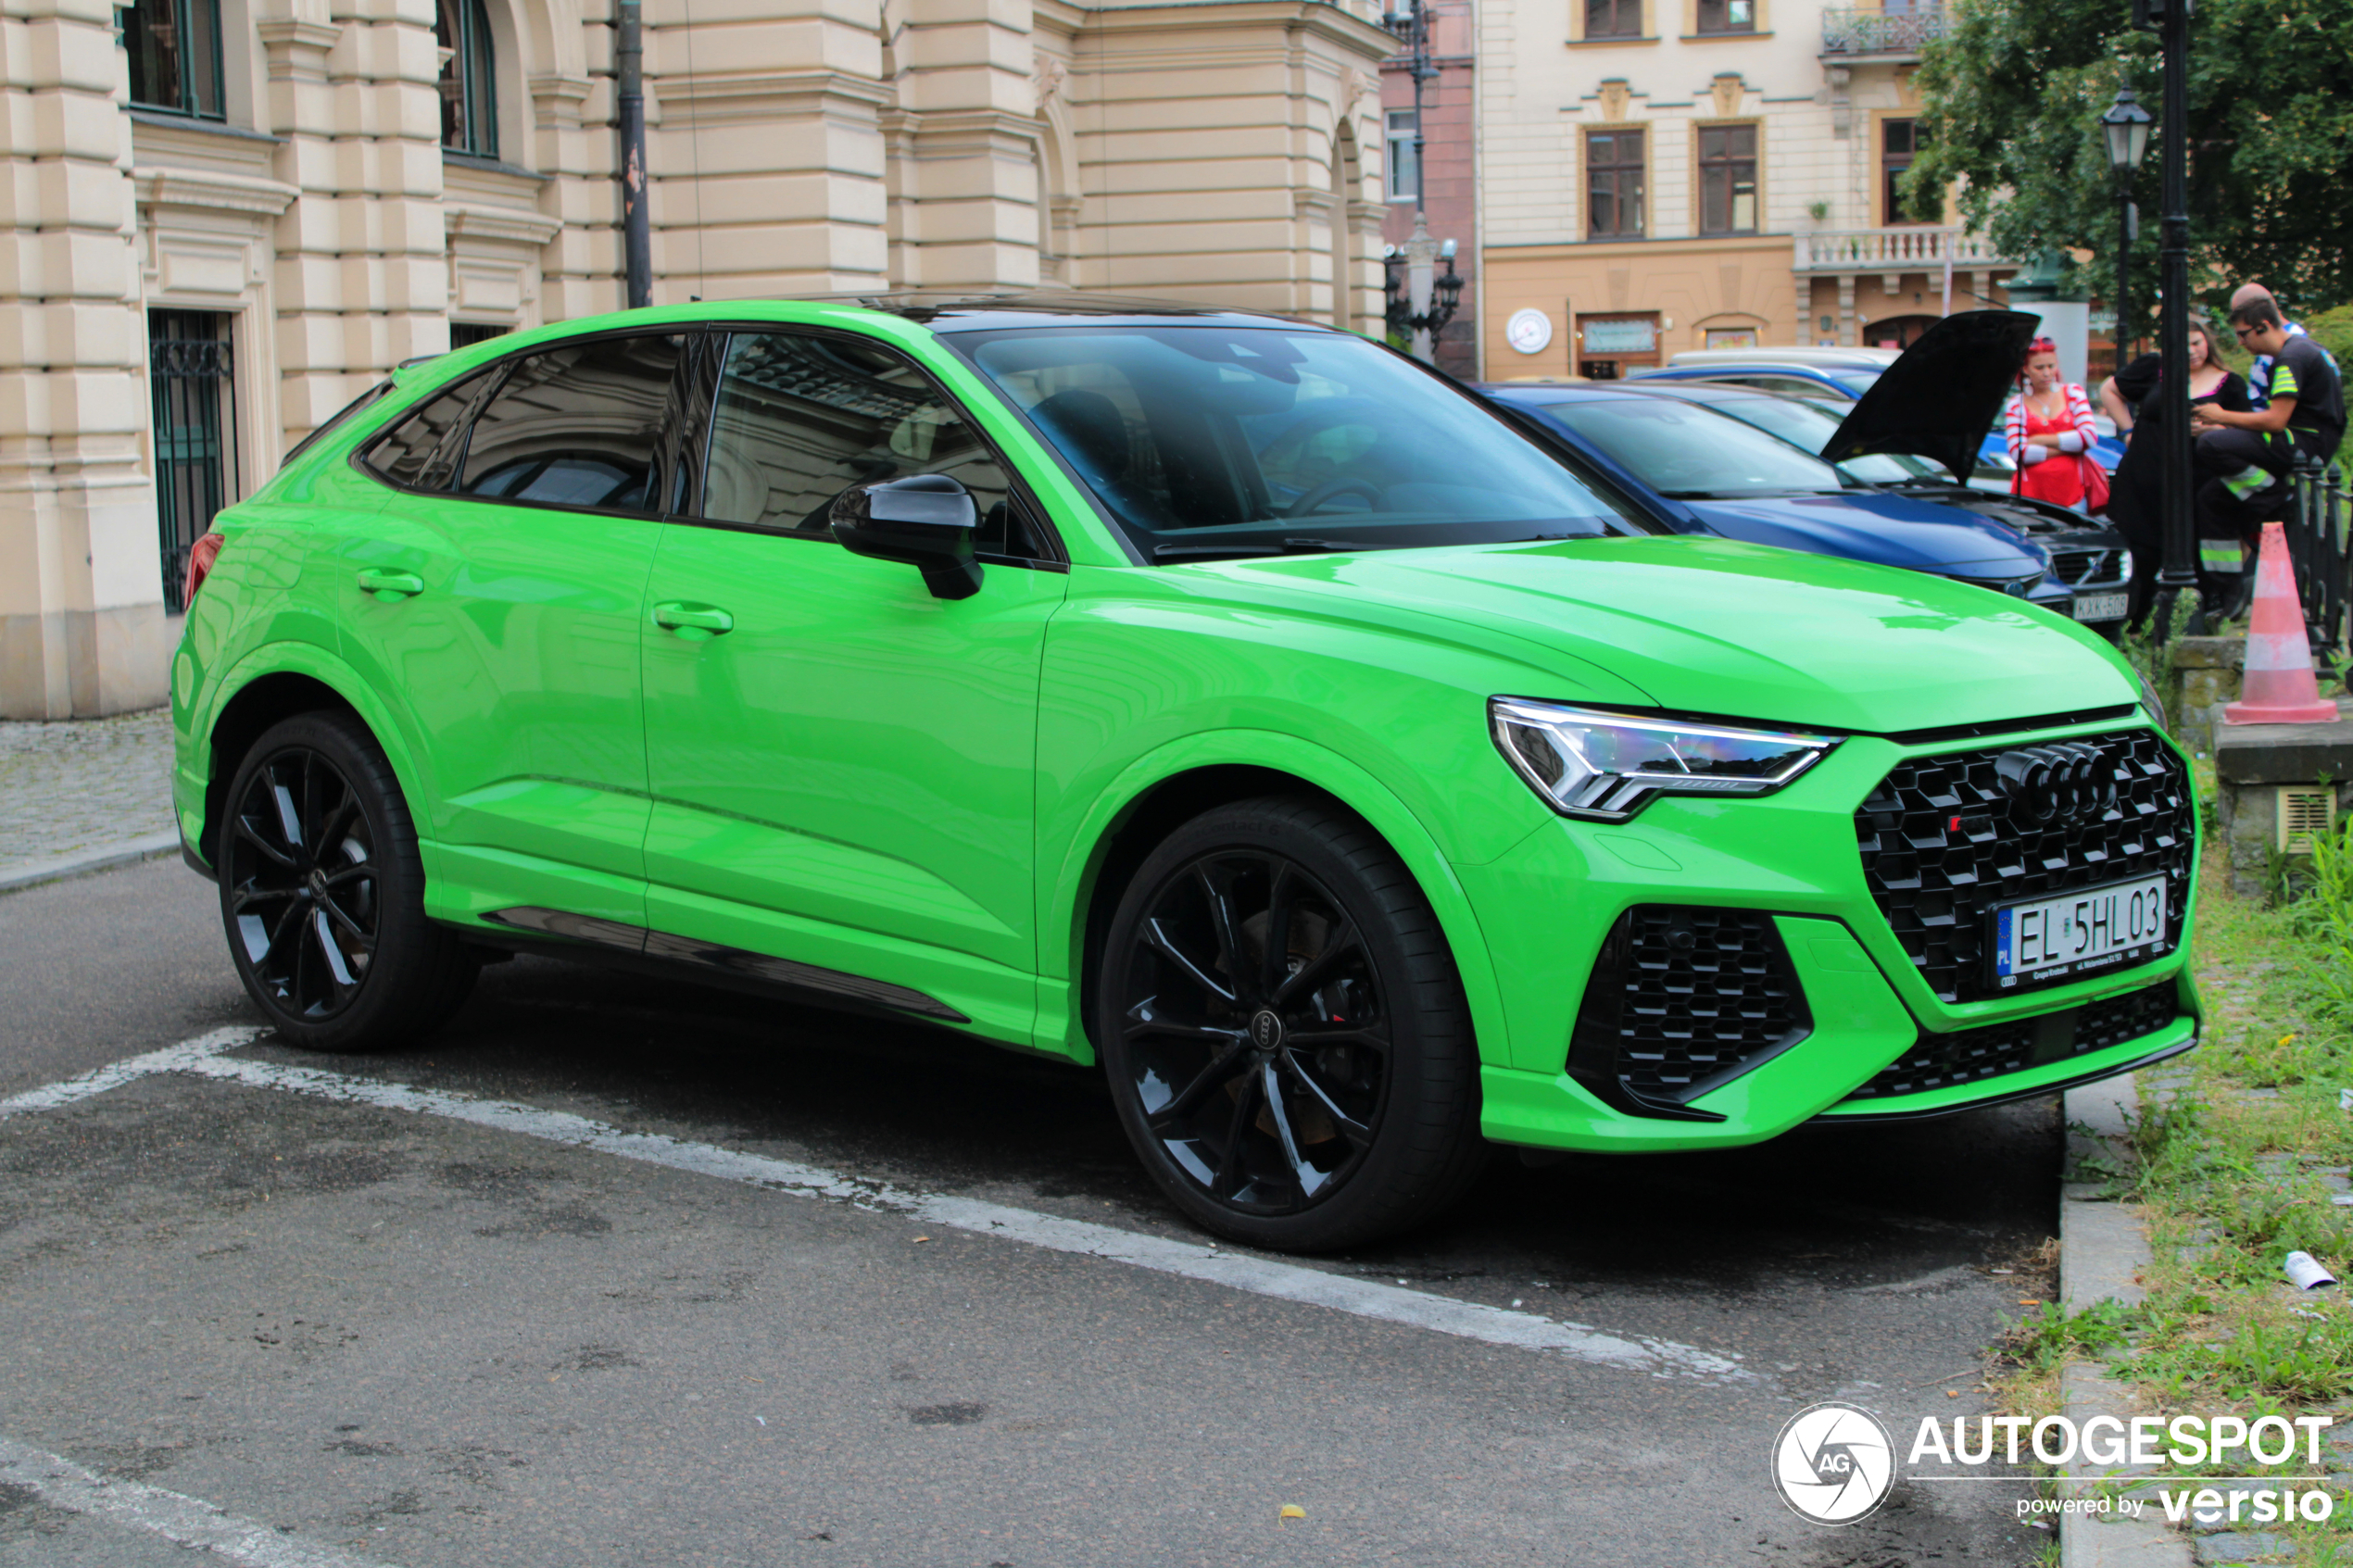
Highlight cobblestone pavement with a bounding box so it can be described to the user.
[0,708,177,867]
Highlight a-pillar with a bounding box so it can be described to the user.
[0,0,163,716]
[263,0,449,448]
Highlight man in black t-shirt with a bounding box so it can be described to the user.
[2192,298,2346,529]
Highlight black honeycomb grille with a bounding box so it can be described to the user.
[1569,906,1811,1116]
[1843,979,2182,1101]
[1854,729,2191,1003]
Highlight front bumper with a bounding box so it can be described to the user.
[1464,712,2199,1153]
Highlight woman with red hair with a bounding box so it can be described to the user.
[2005,337,2102,510]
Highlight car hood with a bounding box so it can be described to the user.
[1681,492,2050,578]
[1178,535,2133,734]
[1822,310,2044,484]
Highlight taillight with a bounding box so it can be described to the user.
[183,532,224,606]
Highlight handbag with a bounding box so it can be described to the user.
[2080,452,2111,515]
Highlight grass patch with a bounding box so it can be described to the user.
[2090,821,2353,1562]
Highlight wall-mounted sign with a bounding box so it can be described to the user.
[1505,308,1554,355]
[1580,317,1657,355]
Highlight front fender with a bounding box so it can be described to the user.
[1039,728,1522,1072]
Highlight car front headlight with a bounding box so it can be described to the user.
[1489,697,1843,822]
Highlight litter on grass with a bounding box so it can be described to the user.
[2283,1251,2339,1290]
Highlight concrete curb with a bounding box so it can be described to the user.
[2058,1072,2192,1568]
[0,833,182,896]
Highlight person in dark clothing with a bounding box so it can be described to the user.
[2193,297,2347,535]
[2105,318,2250,627]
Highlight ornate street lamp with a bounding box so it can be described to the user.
[2099,88,2152,361]
[1384,237,1465,359]
[1379,0,1464,362]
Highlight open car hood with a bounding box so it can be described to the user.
[1820,310,2042,485]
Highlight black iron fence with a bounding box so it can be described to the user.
[2282,453,2349,671]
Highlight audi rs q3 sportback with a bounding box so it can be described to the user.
[172,294,2200,1252]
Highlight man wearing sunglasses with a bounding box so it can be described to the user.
[2190,297,2345,526]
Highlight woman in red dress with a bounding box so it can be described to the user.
[2005,337,2101,509]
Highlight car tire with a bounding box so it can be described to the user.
[1098,795,1484,1251]
[217,711,478,1052]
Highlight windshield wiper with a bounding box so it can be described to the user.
[1656,488,1835,500]
[1149,537,1368,562]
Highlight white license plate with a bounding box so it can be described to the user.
[2072,592,2129,622]
[1991,874,2171,987]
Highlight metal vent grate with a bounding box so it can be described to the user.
[2277,787,2336,855]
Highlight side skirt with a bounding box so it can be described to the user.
[463,905,972,1025]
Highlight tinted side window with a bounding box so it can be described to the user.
[457,333,683,514]
[702,331,1033,557]
[362,370,496,489]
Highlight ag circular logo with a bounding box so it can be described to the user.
[1771,1402,1895,1525]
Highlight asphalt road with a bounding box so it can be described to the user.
[1,858,2059,1566]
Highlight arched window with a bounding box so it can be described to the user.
[435,0,497,158]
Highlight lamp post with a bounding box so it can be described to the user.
[1384,236,1466,361]
[1379,0,1464,362]
[2133,0,2196,633]
[2099,88,2152,364]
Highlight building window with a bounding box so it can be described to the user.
[1385,110,1418,203]
[149,310,238,613]
[1695,0,1754,31]
[120,0,225,119]
[436,0,497,158]
[1882,119,1929,225]
[1585,0,1643,37]
[1587,131,1644,239]
[1698,124,1757,234]
[450,322,511,350]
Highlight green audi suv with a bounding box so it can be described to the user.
[172,295,2197,1250]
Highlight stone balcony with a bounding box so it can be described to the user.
[1819,6,1949,58]
[1793,227,2008,275]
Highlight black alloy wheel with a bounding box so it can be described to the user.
[219,712,478,1051]
[1100,796,1482,1250]
[225,745,381,1020]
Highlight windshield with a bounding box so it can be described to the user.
[946,327,1647,560]
[1700,395,1944,484]
[1526,396,1846,497]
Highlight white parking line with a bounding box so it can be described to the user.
[0,1436,399,1568]
[4,1030,1758,1386]
[0,1026,261,1117]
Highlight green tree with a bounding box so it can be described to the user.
[1906,0,2353,319]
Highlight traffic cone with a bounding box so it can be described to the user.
[2224,521,2342,725]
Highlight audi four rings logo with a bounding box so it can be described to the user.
[1993,743,2117,826]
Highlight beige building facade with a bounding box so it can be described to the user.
[1473,0,2018,381]
[1,0,1397,717]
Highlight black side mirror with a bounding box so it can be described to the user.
[829,474,982,600]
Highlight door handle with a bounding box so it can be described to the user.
[355,568,424,601]
[652,601,734,638]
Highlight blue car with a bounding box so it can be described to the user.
[1481,313,2133,631]
[1631,356,2126,481]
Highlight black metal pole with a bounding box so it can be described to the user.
[2152,0,2196,625]
[2114,185,2133,366]
[1409,5,1428,219]
[616,0,652,310]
